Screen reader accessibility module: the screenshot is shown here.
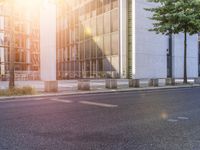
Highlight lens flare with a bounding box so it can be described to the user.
[161,112,168,120]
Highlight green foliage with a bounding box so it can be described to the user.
[0,86,36,97]
[145,0,200,35]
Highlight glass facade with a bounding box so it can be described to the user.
[57,0,119,79]
[0,1,40,80]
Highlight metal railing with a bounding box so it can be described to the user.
[0,71,40,81]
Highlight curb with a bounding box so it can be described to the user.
[0,84,200,101]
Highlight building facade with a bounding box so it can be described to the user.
[0,0,199,81]
[0,0,40,80]
[56,0,119,79]
[120,0,198,79]
[56,0,199,80]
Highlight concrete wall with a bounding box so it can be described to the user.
[133,0,168,79]
[132,0,198,79]
[40,2,57,81]
[172,34,198,78]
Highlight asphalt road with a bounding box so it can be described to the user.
[1,88,200,150]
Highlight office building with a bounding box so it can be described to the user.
[56,0,199,80]
[0,0,40,80]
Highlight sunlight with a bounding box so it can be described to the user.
[84,27,92,36]
[13,0,41,11]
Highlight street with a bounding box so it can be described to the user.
[0,88,200,150]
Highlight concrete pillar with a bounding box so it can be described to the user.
[149,79,159,87]
[119,0,128,78]
[166,78,175,85]
[40,2,58,92]
[78,79,90,91]
[129,79,140,88]
[106,79,118,89]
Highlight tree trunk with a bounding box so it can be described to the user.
[183,31,187,84]
[9,5,15,89]
[9,45,15,89]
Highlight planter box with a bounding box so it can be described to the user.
[44,81,58,92]
[129,79,140,88]
[106,79,118,89]
[78,79,90,91]
[149,79,159,87]
[166,78,175,85]
[194,78,200,84]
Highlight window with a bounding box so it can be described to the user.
[111,32,119,55]
[104,34,111,56]
[103,57,111,71]
[97,15,103,35]
[91,39,96,58]
[96,36,103,57]
[111,0,118,9]
[91,18,96,36]
[104,13,110,34]
[80,42,84,59]
[85,40,91,59]
[104,0,111,12]
[111,9,119,32]
[97,0,103,15]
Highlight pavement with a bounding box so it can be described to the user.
[0,80,199,100]
[1,88,200,150]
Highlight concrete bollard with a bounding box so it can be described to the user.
[166,78,175,85]
[194,78,200,84]
[149,79,159,87]
[106,79,118,89]
[158,79,166,87]
[44,81,58,92]
[129,79,140,88]
[78,79,90,91]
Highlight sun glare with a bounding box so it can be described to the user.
[13,0,42,11]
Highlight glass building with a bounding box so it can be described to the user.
[0,0,198,81]
[0,0,40,80]
[56,0,119,79]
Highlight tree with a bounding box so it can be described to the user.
[145,0,200,83]
[9,0,15,89]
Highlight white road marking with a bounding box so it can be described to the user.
[32,98,47,101]
[0,98,45,103]
[79,101,118,108]
[177,117,189,120]
[49,98,72,103]
[111,90,117,92]
[167,119,178,122]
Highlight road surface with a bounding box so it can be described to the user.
[0,88,200,150]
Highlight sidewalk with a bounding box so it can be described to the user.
[0,80,200,100]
